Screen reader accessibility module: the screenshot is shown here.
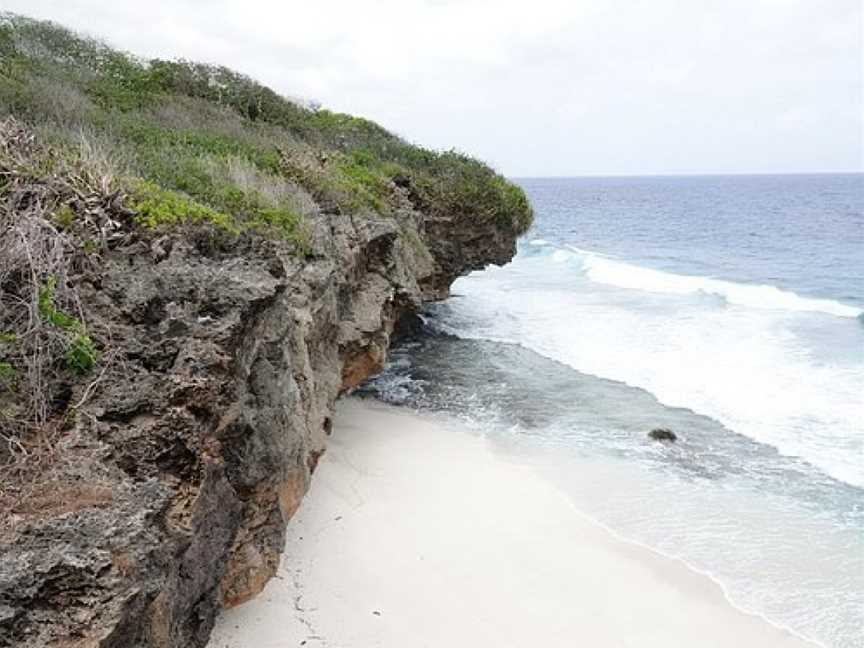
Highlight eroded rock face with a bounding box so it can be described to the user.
[0,198,520,647]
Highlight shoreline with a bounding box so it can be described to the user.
[209,398,816,648]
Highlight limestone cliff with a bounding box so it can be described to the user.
[0,174,522,648]
[0,16,531,646]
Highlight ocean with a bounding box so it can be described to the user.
[360,174,863,647]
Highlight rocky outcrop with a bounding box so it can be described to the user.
[648,428,677,442]
[0,193,521,647]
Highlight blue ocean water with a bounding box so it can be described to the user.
[362,174,864,647]
[520,175,863,309]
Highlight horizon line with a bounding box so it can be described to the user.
[508,170,864,180]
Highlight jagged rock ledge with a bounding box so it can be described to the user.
[0,189,521,647]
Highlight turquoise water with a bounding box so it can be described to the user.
[361,174,864,647]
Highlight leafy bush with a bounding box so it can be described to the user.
[0,362,14,380]
[128,180,235,231]
[334,150,394,213]
[129,179,306,245]
[88,51,163,111]
[65,334,98,375]
[37,277,99,374]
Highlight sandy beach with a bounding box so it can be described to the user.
[209,398,814,648]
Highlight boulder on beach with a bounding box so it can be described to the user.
[648,428,677,442]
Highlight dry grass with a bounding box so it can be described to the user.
[0,118,127,463]
[0,118,135,518]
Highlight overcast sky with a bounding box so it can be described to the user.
[5,0,862,176]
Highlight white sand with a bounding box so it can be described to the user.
[210,399,814,648]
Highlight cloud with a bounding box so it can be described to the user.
[4,0,861,175]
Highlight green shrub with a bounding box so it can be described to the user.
[333,150,394,213]
[128,180,236,231]
[65,334,98,374]
[88,51,163,111]
[37,277,100,374]
[128,179,306,244]
[38,278,79,330]
[117,118,281,173]
[53,204,75,229]
[0,361,14,381]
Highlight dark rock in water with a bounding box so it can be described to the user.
[649,428,677,442]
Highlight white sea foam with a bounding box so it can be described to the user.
[445,245,864,488]
[581,253,862,319]
[533,243,862,318]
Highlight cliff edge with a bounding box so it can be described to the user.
[0,15,531,648]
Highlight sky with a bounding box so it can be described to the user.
[4,0,862,176]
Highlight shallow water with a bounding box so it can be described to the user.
[360,174,864,647]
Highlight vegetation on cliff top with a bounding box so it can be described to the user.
[0,12,533,238]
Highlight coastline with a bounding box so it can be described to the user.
[209,398,815,648]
